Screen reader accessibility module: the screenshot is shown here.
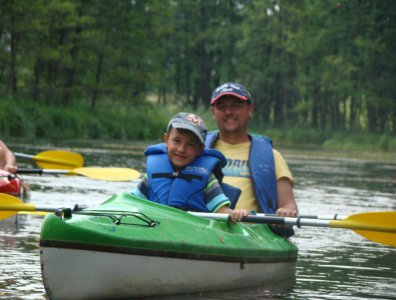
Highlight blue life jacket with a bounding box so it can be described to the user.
[144,143,227,212]
[205,131,277,213]
[205,132,294,237]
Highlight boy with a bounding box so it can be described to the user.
[132,112,249,222]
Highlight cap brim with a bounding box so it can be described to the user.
[210,92,249,104]
[171,123,205,143]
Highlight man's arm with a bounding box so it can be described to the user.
[0,140,17,173]
[276,177,298,217]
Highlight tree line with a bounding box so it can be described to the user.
[1,0,395,134]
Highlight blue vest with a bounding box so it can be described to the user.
[144,143,226,212]
[205,132,277,213]
[205,132,294,237]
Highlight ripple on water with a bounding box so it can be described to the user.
[1,144,395,299]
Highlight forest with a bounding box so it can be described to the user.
[0,0,395,144]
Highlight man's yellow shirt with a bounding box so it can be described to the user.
[214,139,294,212]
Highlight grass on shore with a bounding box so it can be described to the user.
[1,98,395,155]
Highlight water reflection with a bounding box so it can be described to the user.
[1,141,395,299]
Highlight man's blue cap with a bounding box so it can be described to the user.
[211,82,251,105]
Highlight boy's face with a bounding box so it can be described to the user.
[164,128,204,170]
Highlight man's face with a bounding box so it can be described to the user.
[164,128,203,170]
[211,96,253,136]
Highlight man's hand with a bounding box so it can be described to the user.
[276,207,297,217]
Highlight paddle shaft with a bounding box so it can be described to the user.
[16,167,141,181]
[17,168,71,175]
[0,193,87,220]
[1,203,86,213]
[192,213,331,226]
[253,213,345,220]
[15,152,76,166]
[190,212,396,233]
[2,203,66,212]
[14,152,35,160]
[1,192,394,247]
[14,150,84,169]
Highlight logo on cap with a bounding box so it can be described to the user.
[168,112,207,143]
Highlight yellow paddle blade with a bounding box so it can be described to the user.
[0,193,35,210]
[1,210,17,220]
[355,230,396,247]
[0,193,36,220]
[35,150,84,170]
[0,194,85,220]
[69,167,141,181]
[330,212,396,247]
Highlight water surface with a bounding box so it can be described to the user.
[1,141,395,299]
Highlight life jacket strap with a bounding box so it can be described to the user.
[152,172,203,182]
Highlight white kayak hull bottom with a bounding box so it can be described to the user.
[41,247,296,299]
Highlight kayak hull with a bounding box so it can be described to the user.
[41,247,295,299]
[0,170,22,196]
[40,192,298,299]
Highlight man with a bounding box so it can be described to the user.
[0,140,17,173]
[205,83,298,236]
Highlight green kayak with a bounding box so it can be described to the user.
[40,192,298,299]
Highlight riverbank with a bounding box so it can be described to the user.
[265,129,396,162]
[1,99,395,155]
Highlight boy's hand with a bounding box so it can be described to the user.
[229,208,249,223]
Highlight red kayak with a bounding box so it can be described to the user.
[0,170,22,196]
